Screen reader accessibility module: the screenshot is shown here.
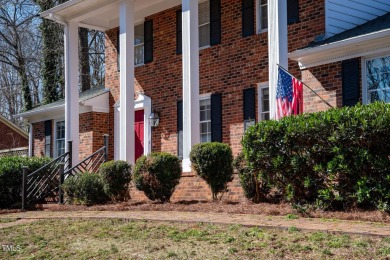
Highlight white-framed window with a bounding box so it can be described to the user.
[256,0,268,33]
[258,83,270,121]
[200,96,212,143]
[54,120,65,158]
[363,54,390,104]
[199,0,211,48]
[134,23,144,66]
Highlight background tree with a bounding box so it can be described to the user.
[0,0,41,111]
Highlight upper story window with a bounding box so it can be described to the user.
[257,0,268,32]
[200,97,212,143]
[365,55,390,103]
[134,24,144,66]
[199,0,211,48]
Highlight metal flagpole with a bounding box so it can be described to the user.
[277,64,334,109]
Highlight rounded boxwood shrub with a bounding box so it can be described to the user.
[133,152,182,202]
[98,160,132,201]
[0,156,52,209]
[190,142,234,200]
[62,172,108,206]
[242,102,390,211]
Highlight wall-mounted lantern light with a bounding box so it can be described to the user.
[244,118,255,132]
[149,108,160,128]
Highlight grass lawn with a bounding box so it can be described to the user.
[0,219,389,259]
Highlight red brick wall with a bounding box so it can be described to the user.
[32,112,109,160]
[32,121,50,157]
[103,0,327,202]
[301,58,362,113]
[105,0,326,158]
[130,172,247,203]
[0,121,28,150]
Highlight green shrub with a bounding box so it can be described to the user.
[61,172,108,206]
[233,152,271,203]
[98,160,132,201]
[190,142,234,200]
[133,152,182,202]
[242,102,390,211]
[0,156,51,208]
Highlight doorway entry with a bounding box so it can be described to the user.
[134,110,144,161]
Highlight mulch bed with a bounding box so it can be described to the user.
[24,201,390,223]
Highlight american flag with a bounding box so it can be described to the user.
[276,67,303,120]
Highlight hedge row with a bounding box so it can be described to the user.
[0,156,52,208]
[242,102,390,211]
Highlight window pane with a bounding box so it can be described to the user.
[366,56,390,103]
[199,0,210,25]
[134,24,144,45]
[200,110,207,121]
[199,24,210,48]
[135,44,144,65]
[199,0,210,48]
[261,6,268,30]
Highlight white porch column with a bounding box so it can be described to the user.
[64,21,80,165]
[119,0,135,164]
[268,0,288,119]
[182,0,200,172]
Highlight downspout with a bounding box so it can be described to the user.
[28,122,33,157]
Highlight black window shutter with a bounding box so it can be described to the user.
[177,100,183,159]
[287,0,299,25]
[211,93,223,142]
[44,120,52,158]
[117,30,120,71]
[342,59,360,107]
[210,0,221,46]
[242,0,254,37]
[144,20,153,64]
[243,88,256,120]
[176,10,182,55]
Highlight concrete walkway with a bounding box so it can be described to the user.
[0,211,389,237]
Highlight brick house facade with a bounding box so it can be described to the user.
[0,115,28,151]
[17,0,390,202]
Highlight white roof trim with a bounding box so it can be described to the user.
[289,29,390,69]
[16,92,109,123]
[0,114,28,139]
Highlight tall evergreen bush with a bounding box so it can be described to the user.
[242,102,390,211]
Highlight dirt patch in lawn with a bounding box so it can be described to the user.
[30,201,390,223]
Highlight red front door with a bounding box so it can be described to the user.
[134,110,144,161]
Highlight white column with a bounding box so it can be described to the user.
[268,0,288,119]
[119,0,135,164]
[64,21,80,165]
[182,0,200,172]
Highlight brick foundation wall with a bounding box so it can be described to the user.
[130,171,247,203]
[0,121,28,150]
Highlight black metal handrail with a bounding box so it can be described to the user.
[21,135,109,210]
[64,146,106,178]
[22,151,70,209]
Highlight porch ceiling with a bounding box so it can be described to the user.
[41,0,181,31]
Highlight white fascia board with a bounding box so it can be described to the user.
[289,29,390,69]
[41,0,84,19]
[18,93,109,123]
